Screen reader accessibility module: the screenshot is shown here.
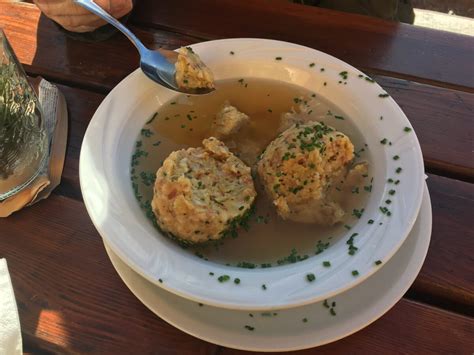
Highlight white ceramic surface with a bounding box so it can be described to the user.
[104,184,432,352]
[80,38,425,310]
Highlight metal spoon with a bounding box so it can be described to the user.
[73,0,214,95]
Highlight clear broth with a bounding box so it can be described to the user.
[131,78,371,267]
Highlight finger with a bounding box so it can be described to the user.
[95,0,133,17]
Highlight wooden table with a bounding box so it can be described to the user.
[1,1,473,353]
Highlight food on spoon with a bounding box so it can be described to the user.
[257,122,361,225]
[151,137,256,244]
[175,47,214,91]
[211,101,250,138]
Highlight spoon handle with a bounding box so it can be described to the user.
[73,0,146,53]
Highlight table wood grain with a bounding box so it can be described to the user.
[0,0,472,353]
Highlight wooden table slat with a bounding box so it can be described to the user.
[131,0,474,91]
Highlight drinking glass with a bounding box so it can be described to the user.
[0,29,48,200]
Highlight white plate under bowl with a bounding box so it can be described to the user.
[104,184,432,352]
[80,38,425,310]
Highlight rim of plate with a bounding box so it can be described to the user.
[79,38,425,311]
[103,183,432,352]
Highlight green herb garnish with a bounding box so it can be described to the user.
[146,112,158,124]
[352,208,364,219]
[218,275,230,283]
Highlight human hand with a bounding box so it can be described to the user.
[33,0,133,33]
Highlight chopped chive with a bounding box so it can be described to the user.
[389,189,396,195]
[230,51,235,55]
[275,56,282,61]
[209,272,214,276]
[146,112,158,124]
[330,308,336,316]
[261,284,267,290]
[379,93,389,98]
[396,167,402,174]
[339,71,348,80]
[306,273,316,282]
[244,325,255,331]
[302,318,308,323]
[404,127,412,132]
[352,208,364,219]
[218,275,230,283]
[158,278,163,283]
[234,278,241,285]
[309,62,315,67]
[323,261,331,267]
[368,219,374,224]
[352,270,359,276]
[375,260,383,266]
[393,155,400,160]
[323,299,330,308]
[380,138,388,145]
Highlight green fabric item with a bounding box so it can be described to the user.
[291,0,415,24]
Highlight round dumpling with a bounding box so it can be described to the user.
[257,122,354,225]
[152,137,256,243]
